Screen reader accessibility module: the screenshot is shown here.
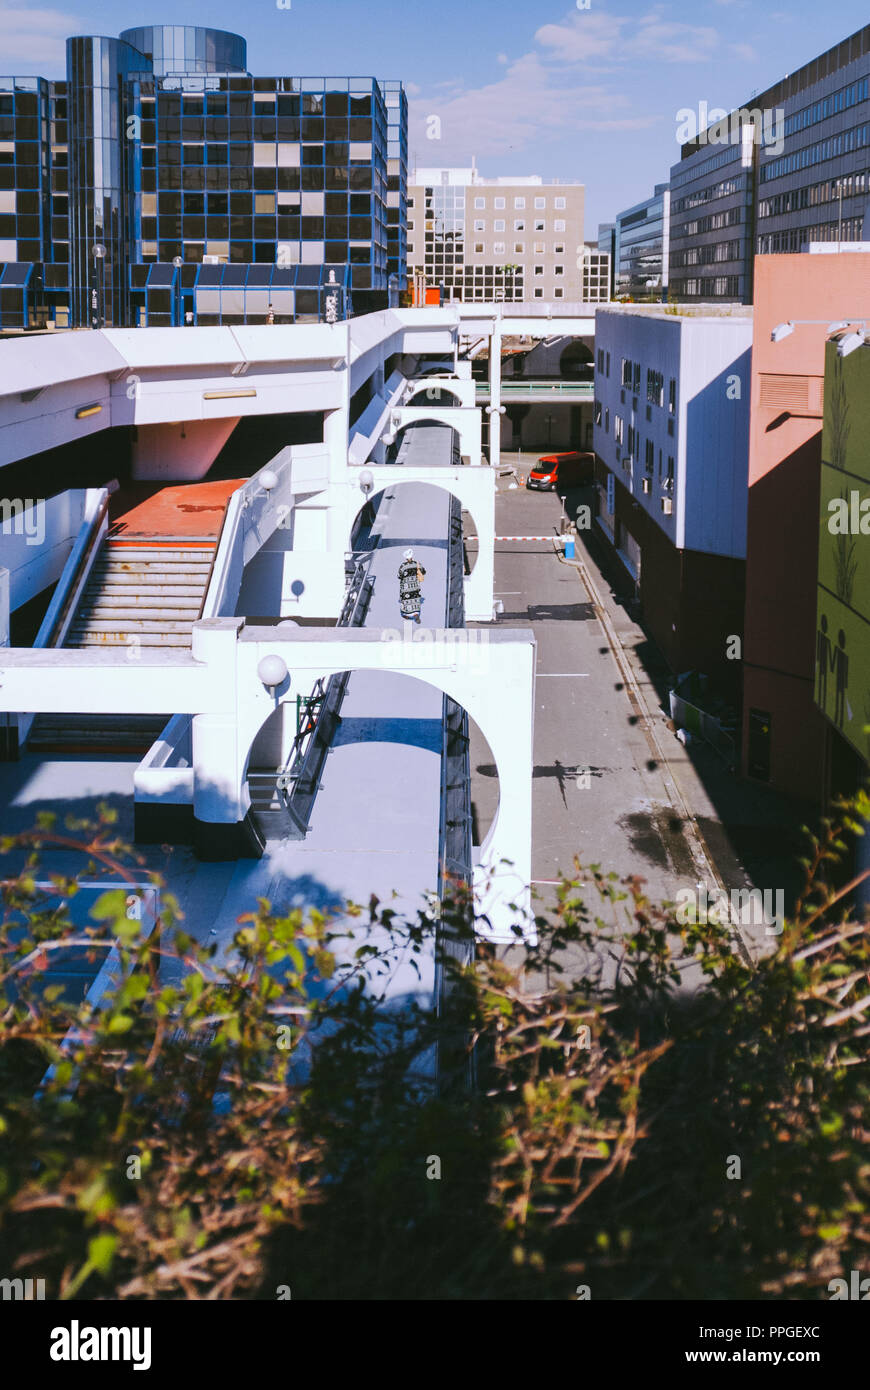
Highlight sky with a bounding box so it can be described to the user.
[2,0,869,232]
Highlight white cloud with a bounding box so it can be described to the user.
[0,2,83,72]
[408,8,706,167]
[410,48,659,163]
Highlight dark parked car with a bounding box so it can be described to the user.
[526,452,594,490]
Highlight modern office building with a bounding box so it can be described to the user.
[742,248,870,803]
[407,166,584,303]
[669,22,870,303]
[592,304,752,683]
[0,24,407,330]
[614,184,670,300]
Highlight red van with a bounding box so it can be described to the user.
[526,452,594,491]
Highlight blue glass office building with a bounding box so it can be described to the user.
[0,25,407,329]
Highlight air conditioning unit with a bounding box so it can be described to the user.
[203,254,220,265]
[661,497,673,515]
[642,477,651,494]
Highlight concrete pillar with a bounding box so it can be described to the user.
[489,317,502,473]
[191,617,262,858]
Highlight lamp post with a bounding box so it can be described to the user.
[90,242,106,330]
[172,255,183,326]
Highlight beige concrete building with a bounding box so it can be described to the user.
[408,166,585,303]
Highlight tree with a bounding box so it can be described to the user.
[1,800,868,1299]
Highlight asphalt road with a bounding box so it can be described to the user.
[467,470,791,973]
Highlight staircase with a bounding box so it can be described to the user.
[28,539,215,754]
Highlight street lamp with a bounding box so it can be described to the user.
[91,243,106,330]
[172,255,183,326]
[257,655,289,696]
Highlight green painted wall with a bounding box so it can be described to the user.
[816,338,870,764]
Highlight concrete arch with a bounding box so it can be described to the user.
[346,468,495,621]
[188,622,535,942]
[388,405,481,465]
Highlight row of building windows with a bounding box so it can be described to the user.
[758,166,870,218]
[594,401,676,483]
[756,215,865,252]
[674,205,742,239]
[672,275,741,296]
[672,175,746,213]
[782,75,869,135]
[671,142,741,189]
[671,239,742,267]
[467,194,568,210]
[760,123,870,181]
[471,219,567,233]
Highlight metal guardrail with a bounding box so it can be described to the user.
[253,557,376,837]
[474,380,593,396]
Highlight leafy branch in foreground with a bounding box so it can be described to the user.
[0,798,868,1299]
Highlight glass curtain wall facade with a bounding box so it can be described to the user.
[614,184,670,300]
[0,23,407,330]
[0,77,53,328]
[669,22,870,303]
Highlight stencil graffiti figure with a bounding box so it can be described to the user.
[831,627,850,727]
[398,548,426,623]
[817,613,832,707]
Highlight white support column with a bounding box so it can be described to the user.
[191,618,246,827]
[488,315,502,473]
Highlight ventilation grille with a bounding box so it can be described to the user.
[759,374,823,412]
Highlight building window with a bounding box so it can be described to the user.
[493,242,505,254]
[514,220,524,231]
[605,408,610,433]
[494,197,505,208]
[668,378,676,414]
[554,219,566,232]
[633,362,641,394]
[474,219,485,231]
[474,197,485,209]
[534,265,544,275]
[494,219,505,231]
[621,357,632,386]
[554,265,564,275]
[554,287,564,297]
[597,347,604,372]
[534,220,545,232]
[474,242,484,253]
[614,414,624,444]
[645,439,654,474]
[606,351,610,377]
[514,242,524,253]
[533,241,544,254]
[515,197,525,209]
[554,243,564,254]
[594,399,602,425]
[534,287,543,297]
[534,196,546,209]
[555,196,566,209]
